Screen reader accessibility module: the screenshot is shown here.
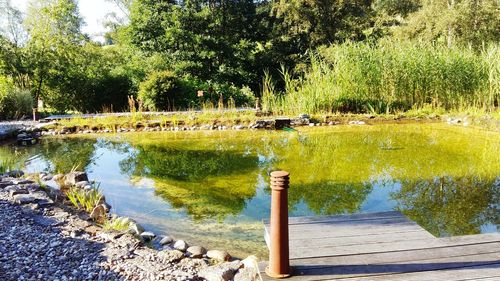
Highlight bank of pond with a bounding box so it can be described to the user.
[0,123,498,258]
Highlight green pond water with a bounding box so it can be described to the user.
[1,123,499,258]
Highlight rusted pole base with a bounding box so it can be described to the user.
[266,170,292,278]
[265,267,291,279]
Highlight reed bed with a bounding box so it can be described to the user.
[262,41,500,115]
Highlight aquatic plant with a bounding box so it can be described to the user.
[102,216,131,232]
[66,184,103,213]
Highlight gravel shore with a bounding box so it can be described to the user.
[0,173,259,281]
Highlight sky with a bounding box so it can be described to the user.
[12,0,124,42]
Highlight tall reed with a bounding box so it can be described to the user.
[262,40,499,115]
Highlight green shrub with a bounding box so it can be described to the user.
[102,216,131,231]
[138,70,184,111]
[66,184,103,213]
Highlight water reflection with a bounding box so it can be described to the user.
[1,123,498,257]
[393,175,500,236]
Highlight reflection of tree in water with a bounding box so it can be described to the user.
[119,144,260,221]
[392,176,499,236]
[39,138,98,173]
[289,181,372,215]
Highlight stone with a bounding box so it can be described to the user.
[140,231,156,242]
[233,267,258,281]
[12,179,33,185]
[4,185,20,192]
[158,250,185,263]
[241,255,259,269]
[159,235,174,245]
[299,113,310,119]
[64,172,89,186]
[12,194,37,204]
[9,188,29,197]
[75,181,90,188]
[173,240,188,252]
[41,175,53,181]
[7,170,24,178]
[90,204,106,221]
[198,261,242,281]
[0,181,13,188]
[186,246,206,258]
[207,250,231,262]
[128,222,145,235]
[52,174,64,181]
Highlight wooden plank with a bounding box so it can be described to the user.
[289,233,500,259]
[293,251,500,278]
[290,230,434,249]
[287,217,419,232]
[331,263,500,281]
[261,251,500,281]
[290,241,500,268]
[284,211,404,225]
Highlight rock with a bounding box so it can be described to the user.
[12,179,33,185]
[157,250,185,263]
[52,174,64,181]
[7,170,24,178]
[207,250,231,262]
[64,172,89,186]
[241,255,259,269]
[41,175,53,181]
[198,261,242,281]
[4,185,20,192]
[128,222,145,235]
[0,181,13,188]
[173,240,188,252]
[348,120,366,125]
[234,267,258,281]
[74,181,90,188]
[299,113,310,119]
[12,194,36,204]
[9,188,29,197]
[234,125,247,130]
[90,204,106,221]
[187,246,206,258]
[159,236,174,245]
[140,231,156,242]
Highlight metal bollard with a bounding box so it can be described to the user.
[266,171,291,278]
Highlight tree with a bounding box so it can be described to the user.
[0,0,28,46]
[394,0,500,49]
[24,0,84,111]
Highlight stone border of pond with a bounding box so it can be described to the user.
[0,169,261,281]
[41,114,442,136]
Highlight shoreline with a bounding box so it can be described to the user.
[0,171,260,281]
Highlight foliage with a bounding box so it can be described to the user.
[138,70,183,111]
[0,89,33,120]
[102,216,131,232]
[393,0,500,48]
[66,184,103,213]
[262,41,499,114]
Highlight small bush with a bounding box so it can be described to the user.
[138,70,184,111]
[66,185,103,213]
[102,216,131,232]
[0,90,33,120]
[0,76,33,120]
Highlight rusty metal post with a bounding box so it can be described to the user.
[266,171,291,278]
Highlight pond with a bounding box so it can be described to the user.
[1,123,499,258]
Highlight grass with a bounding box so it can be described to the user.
[262,40,500,115]
[66,183,103,213]
[102,216,131,232]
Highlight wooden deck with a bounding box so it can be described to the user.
[261,211,500,280]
